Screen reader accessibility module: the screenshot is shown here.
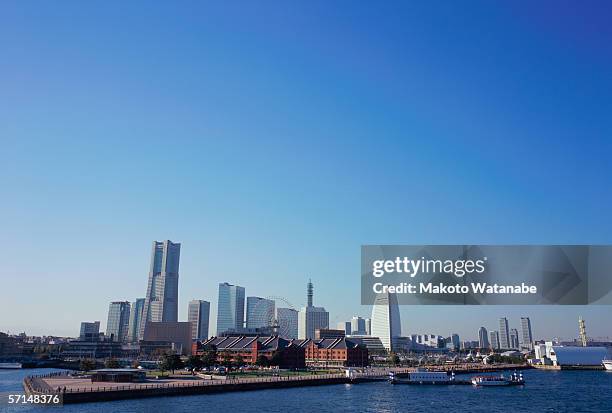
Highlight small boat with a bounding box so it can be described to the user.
[0,362,22,369]
[603,360,612,371]
[471,371,524,386]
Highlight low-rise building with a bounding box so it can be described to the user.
[294,338,369,367]
[536,341,610,367]
[193,335,305,369]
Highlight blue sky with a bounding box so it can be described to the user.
[1,1,611,341]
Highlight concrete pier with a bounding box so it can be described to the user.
[23,364,530,404]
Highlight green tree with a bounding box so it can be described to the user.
[160,353,184,374]
[105,358,120,368]
[80,358,96,372]
[186,355,203,370]
[201,349,217,368]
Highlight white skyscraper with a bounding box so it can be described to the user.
[140,240,181,340]
[510,328,520,349]
[499,317,510,349]
[188,300,210,340]
[370,292,401,352]
[478,326,489,349]
[276,308,298,338]
[521,317,533,350]
[490,330,500,350]
[216,283,246,335]
[106,301,131,342]
[246,297,275,329]
[297,280,329,339]
[127,298,145,343]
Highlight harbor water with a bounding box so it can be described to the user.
[2,368,612,412]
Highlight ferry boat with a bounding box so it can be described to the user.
[602,360,612,371]
[0,362,22,369]
[389,368,464,385]
[471,371,524,386]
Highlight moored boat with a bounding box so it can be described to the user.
[471,371,524,386]
[603,360,612,371]
[0,362,22,369]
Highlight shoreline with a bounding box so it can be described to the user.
[23,364,531,404]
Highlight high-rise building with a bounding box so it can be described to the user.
[489,330,500,350]
[188,300,210,340]
[498,317,510,349]
[298,280,329,339]
[338,321,352,335]
[351,316,367,335]
[79,321,100,341]
[478,326,489,349]
[450,333,460,350]
[246,297,275,329]
[139,240,181,340]
[579,317,588,347]
[127,298,145,343]
[216,283,245,335]
[520,317,533,350]
[510,328,520,349]
[370,292,401,352]
[276,308,298,338]
[106,301,131,342]
[365,318,372,336]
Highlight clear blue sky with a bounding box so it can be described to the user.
[1,1,611,341]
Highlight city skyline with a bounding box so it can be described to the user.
[2,238,611,342]
[2,2,612,341]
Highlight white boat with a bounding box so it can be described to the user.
[471,372,524,386]
[603,360,612,371]
[389,368,459,384]
[0,362,22,369]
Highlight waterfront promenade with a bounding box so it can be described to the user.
[24,364,529,404]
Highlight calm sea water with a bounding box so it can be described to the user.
[2,368,612,412]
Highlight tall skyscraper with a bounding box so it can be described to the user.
[188,300,210,340]
[489,330,500,350]
[478,326,489,349]
[127,298,145,343]
[106,301,131,342]
[510,328,520,349]
[498,317,510,349]
[365,318,372,336]
[298,280,329,339]
[246,297,275,329]
[338,321,352,335]
[276,308,298,338]
[450,333,461,350]
[520,317,533,350]
[216,283,245,335]
[139,240,181,340]
[79,321,100,341]
[351,316,367,335]
[370,292,401,352]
